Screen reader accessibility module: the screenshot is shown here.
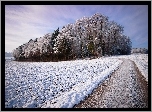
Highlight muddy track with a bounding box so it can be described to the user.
[74,59,148,108]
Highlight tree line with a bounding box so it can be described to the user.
[13,13,132,61]
[131,48,148,54]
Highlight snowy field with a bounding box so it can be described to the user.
[112,54,148,82]
[5,54,148,108]
[5,57,122,108]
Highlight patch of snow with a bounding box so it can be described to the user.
[112,54,148,82]
[41,59,122,108]
[5,58,122,108]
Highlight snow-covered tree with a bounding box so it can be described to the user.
[13,13,132,61]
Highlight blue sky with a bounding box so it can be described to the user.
[5,5,148,52]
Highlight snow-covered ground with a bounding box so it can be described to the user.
[74,58,148,108]
[112,54,148,82]
[5,54,148,108]
[5,58,122,108]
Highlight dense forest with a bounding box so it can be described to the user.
[13,13,132,61]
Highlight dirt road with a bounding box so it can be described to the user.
[74,59,148,108]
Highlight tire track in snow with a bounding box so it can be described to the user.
[74,59,148,108]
